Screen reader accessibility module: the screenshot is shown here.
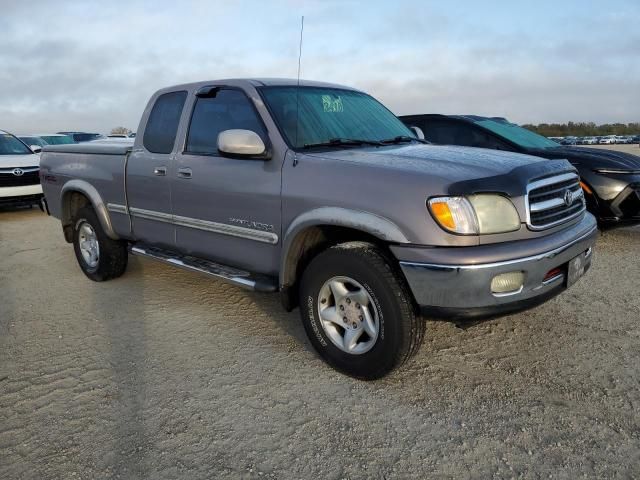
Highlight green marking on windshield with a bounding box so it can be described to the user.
[322,95,343,113]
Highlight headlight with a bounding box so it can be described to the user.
[593,168,640,174]
[428,197,478,234]
[428,195,520,235]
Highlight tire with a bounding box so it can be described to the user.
[298,241,424,380]
[72,206,128,281]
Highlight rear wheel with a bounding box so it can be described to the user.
[72,206,128,281]
[299,242,424,380]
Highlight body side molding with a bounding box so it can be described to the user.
[107,203,279,244]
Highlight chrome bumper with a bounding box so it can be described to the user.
[398,217,598,310]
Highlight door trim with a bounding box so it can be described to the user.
[107,203,278,244]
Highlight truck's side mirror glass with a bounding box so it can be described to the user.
[217,129,270,160]
[409,126,425,140]
[30,145,42,153]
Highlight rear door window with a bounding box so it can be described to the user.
[143,91,188,154]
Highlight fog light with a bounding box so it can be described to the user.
[491,271,525,294]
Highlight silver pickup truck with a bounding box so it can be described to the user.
[40,79,597,379]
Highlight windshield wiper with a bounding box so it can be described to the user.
[302,138,384,149]
[379,135,429,145]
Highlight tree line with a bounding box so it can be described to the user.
[522,122,640,137]
[110,126,131,135]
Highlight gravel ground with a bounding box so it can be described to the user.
[1,208,639,479]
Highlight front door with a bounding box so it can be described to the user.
[171,87,282,275]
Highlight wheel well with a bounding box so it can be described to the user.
[61,191,90,242]
[280,225,391,311]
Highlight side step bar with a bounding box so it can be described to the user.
[130,244,278,292]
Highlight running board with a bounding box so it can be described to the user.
[130,244,278,292]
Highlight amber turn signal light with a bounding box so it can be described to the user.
[579,181,592,194]
[430,201,456,230]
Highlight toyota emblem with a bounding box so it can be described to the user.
[563,189,574,206]
[12,168,24,176]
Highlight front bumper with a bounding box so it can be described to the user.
[0,183,43,198]
[606,183,640,223]
[394,214,598,318]
[0,184,43,206]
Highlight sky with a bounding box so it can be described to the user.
[1,0,638,135]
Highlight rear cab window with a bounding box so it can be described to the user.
[143,91,188,154]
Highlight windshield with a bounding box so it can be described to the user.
[40,135,74,145]
[260,86,413,149]
[0,133,33,155]
[475,119,560,149]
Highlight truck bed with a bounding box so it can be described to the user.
[39,142,133,230]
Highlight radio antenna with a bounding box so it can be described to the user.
[294,15,304,164]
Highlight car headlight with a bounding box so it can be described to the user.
[593,168,640,175]
[428,195,520,235]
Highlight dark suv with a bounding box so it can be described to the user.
[401,114,640,228]
[57,132,104,143]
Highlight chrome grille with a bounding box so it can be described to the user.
[526,172,585,230]
[0,166,40,187]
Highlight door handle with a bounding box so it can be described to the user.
[154,166,167,176]
[177,167,192,179]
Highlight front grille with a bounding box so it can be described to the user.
[526,172,585,230]
[613,183,640,218]
[0,167,40,187]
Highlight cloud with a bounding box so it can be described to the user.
[0,0,638,134]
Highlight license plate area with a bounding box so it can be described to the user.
[566,251,588,287]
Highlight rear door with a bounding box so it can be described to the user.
[171,86,282,275]
[127,90,187,248]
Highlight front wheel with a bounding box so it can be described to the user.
[72,206,128,281]
[299,242,424,380]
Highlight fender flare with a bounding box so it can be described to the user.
[279,207,410,287]
[60,179,119,240]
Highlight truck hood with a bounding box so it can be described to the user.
[0,153,40,169]
[305,144,570,189]
[528,146,640,170]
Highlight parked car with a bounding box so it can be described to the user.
[599,135,617,144]
[58,132,104,143]
[18,135,47,150]
[0,130,42,207]
[40,79,597,379]
[582,137,598,145]
[561,136,578,145]
[400,114,640,228]
[97,136,135,144]
[27,134,75,145]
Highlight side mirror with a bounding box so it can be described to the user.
[409,126,425,140]
[218,129,270,159]
[30,145,42,153]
